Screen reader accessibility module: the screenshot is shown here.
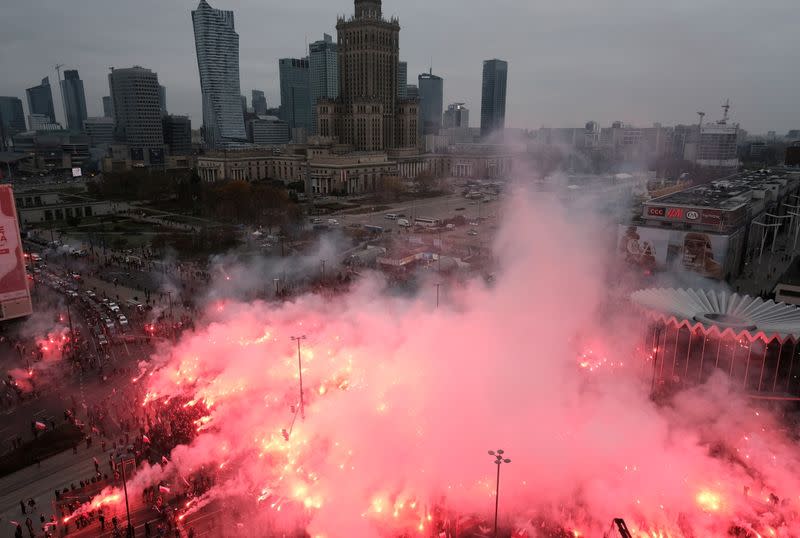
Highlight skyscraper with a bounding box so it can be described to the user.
[480,59,508,138]
[309,34,338,135]
[26,77,56,124]
[61,70,88,131]
[192,0,247,148]
[0,97,27,136]
[102,96,114,118]
[315,0,416,150]
[397,61,408,99]
[252,90,268,116]
[418,71,443,135]
[158,85,167,115]
[108,66,164,149]
[279,57,312,138]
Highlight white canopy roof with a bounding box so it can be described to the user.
[631,288,800,339]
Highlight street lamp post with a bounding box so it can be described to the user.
[436,283,441,308]
[117,456,135,537]
[488,449,511,538]
[321,260,327,280]
[291,335,307,419]
[274,278,280,296]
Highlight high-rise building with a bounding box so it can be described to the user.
[83,117,115,147]
[397,61,408,99]
[163,115,192,155]
[248,116,290,146]
[0,97,27,136]
[309,33,338,136]
[26,77,56,124]
[279,57,312,138]
[480,59,508,138]
[406,84,418,100]
[61,70,88,131]
[252,90,268,116]
[102,96,114,118]
[418,71,443,135]
[108,66,164,150]
[316,0,417,150]
[443,102,469,129]
[192,0,247,148]
[158,85,167,115]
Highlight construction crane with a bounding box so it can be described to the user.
[721,99,731,123]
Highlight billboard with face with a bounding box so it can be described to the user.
[0,185,33,320]
[619,225,730,280]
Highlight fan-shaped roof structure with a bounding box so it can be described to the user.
[631,288,800,340]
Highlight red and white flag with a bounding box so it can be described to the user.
[160,455,169,465]
[34,421,47,431]
[158,484,170,494]
[142,435,151,444]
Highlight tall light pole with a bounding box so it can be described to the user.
[321,259,326,280]
[116,456,135,537]
[274,278,280,296]
[435,283,441,308]
[488,449,511,538]
[291,335,307,419]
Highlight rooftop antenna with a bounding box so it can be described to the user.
[721,99,731,123]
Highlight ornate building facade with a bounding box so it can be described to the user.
[316,0,418,151]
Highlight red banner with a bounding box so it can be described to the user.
[0,186,29,302]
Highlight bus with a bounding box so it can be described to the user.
[363,225,384,234]
[414,217,441,228]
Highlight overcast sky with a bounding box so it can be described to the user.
[2,0,798,134]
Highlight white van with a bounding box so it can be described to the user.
[385,213,398,220]
[397,219,411,228]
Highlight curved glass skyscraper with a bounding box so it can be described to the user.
[192,0,246,148]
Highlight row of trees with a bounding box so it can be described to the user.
[89,170,303,228]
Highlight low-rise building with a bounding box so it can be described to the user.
[83,117,114,147]
[621,169,800,281]
[14,192,116,225]
[10,131,89,173]
[247,116,290,146]
[307,152,396,196]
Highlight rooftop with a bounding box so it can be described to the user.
[0,152,32,164]
[647,169,797,211]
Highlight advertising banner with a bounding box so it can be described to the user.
[701,209,723,226]
[618,225,670,271]
[0,185,32,319]
[619,225,730,280]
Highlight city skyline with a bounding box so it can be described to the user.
[1,0,798,134]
